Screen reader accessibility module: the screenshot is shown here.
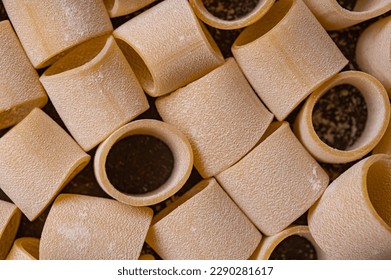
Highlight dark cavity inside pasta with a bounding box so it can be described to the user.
[269,235,318,260]
[312,84,368,151]
[106,135,174,195]
[202,0,258,21]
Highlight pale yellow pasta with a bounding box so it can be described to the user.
[251,226,327,260]
[309,155,391,259]
[294,71,390,164]
[113,0,224,97]
[356,16,391,97]
[302,0,391,30]
[232,0,348,121]
[189,0,275,30]
[216,122,329,236]
[6,238,40,260]
[40,36,149,152]
[2,0,113,68]
[156,58,273,178]
[40,194,153,260]
[0,108,90,221]
[104,0,156,18]
[146,178,262,260]
[94,120,193,207]
[0,20,47,130]
[0,201,21,260]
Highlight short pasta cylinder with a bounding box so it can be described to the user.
[94,119,193,207]
[0,108,90,221]
[356,16,391,97]
[6,238,40,260]
[189,0,275,30]
[104,0,156,18]
[294,71,390,164]
[232,0,348,121]
[40,194,153,260]
[251,226,327,260]
[0,201,21,260]
[146,178,262,260]
[308,154,391,259]
[216,122,329,236]
[113,0,224,97]
[40,36,149,152]
[302,0,391,30]
[2,0,113,68]
[156,58,273,178]
[0,20,47,130]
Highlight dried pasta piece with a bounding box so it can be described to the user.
[302,0,391,30]
[216,122,329,236]
[0,108,90,221]
[232,0,348,121]
[251,226,327,260]
[40,194,153,260]
[94,119,193,206]
[113,0,224,97]
[156,58,273,178]
[139,254,155,260]
[294,71,390,164]
[6,238,40,260]
[146,178,262,260]
[40,36,149,152]
[356,16,391,97]
[104,0,156,18]
[2,0,113,68]
[0,20,47,130]
[0,201,21,260]
[189,0,275,30]
[308,154,391,259]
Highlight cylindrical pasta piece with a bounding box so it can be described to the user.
[113,0,224,97]
[356,16,391,97]
[232,0,348,121]
[40,36,149,152]
[302,0,391,30]
[146,178,262,260]
[40,194,153,260]
[0,20,47,130]
[104,0,156,18]
[308,154,391,259]
[251,226,327,260]
[216,122,329,236]
[0,108,90,221]
[156,58,273,178]
[0,201,21,260]
[94,119,193,206]
[2,0,113,68]
[6,238,40,260]
[294,71,390,164]
[189,0,275,30]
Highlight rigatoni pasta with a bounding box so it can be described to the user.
[146,178,262,260]
[0,108,90,221]
[2,0,113,68]
[156,58,273,178]
[40,36,149,152]
[0,200,21,260]
[232,0,348,121]
[6,238,40,260]
[113,0,224,97]
[104,0,156,18]
[0,20,47,130]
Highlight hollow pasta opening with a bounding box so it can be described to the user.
[312,84,368,151]
[19,239,40,259]
[202,0,259,21]
[366,158,391,228]
[116,39,155,94]
[234,0,292,46]
[105,135,174,195]
[269,235,318,260]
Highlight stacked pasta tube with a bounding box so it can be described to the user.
[1,0,391,260]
